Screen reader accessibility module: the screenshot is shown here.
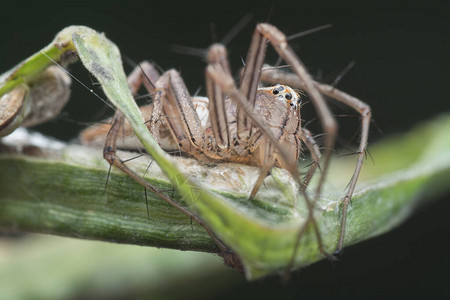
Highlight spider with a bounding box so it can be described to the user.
[81,23,371,262]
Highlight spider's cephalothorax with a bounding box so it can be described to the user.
[225,84,303,169]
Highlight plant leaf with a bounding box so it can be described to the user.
[1,26,449,279]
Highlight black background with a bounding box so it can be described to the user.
[0,1,448,299]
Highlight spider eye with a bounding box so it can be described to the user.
[285,92,292,100]
[273,89,279,95]
[289,102,294,106]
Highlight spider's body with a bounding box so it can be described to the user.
[81,23,371,258]
[82,82,306,171]
[223,84,303,169]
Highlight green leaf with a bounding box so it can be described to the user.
[1,26,449,279]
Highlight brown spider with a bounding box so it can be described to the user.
[81,23,371,259]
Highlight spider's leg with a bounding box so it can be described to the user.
[127,61,160,94]
[151,69,208,155]
[249,142,275,198]
[282,126,334,278]
[238,27,269,139]
[300,128,321,190]
[235,23,337,264]
[251,129,321,216]
[260,64,371,252]
[103,110,230,254]
[248,24,339,261]
[205,44,231,148]
[250,112,303,198]
[126,61,165,144]
[314,83,370,252]
[256,23,337,199]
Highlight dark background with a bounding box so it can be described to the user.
[1,1,448,299]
